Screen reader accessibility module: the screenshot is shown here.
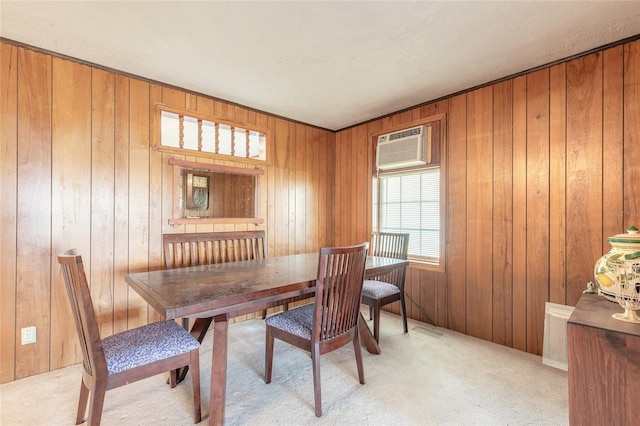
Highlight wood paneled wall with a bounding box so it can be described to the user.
[335,39,640,356]
[0,42,335,383]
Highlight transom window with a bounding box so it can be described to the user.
[155,105,267,162]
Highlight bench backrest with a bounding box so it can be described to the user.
[163,230,267,269]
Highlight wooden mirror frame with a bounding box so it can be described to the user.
[168,158,264,226]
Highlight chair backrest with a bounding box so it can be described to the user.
[313,243,369,342]
[369,232,410,287]
[163,231,267,269]
[57,249,107,378]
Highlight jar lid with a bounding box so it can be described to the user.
[608,226,640,243]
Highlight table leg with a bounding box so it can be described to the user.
[172,317,214,384]
[358,312,381,354]
[209,315,229,426]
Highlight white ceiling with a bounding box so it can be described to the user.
[2,1,640,131]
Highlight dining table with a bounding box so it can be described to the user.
[125,251,409,425]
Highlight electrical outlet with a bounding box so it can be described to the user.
[21,326,36,345]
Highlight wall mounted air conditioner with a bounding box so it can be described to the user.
[376,125,431,170]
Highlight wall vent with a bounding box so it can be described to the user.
[376,125,431,170]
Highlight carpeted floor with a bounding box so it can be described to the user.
[0,311,569,425]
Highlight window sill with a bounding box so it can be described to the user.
[408,260,445,273]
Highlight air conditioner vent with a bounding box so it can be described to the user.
[388,127,423,141]
[376,125,431,170]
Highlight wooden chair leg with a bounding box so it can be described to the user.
[369,305,373,320]
[373,304,381,343]
[189,349,202,423]
[76,380,90,425]
[265,327,274,383]
[165,318,189,388]
[353,330,365,384]
[311,344,322,417]
[169,369,178,388]
[87,382,107,426]
[400,293,409,333]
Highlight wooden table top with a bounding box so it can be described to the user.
[125,252,408,320]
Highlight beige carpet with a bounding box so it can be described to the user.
[0,311,568,425]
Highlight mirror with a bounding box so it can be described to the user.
[182,169,256,219]
[168,158,263,225]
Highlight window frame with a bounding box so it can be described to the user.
[370,114,446,273]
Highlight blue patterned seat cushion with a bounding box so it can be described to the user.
[102,320,200,375]
[362,280,400,299]
[265,304,315,340]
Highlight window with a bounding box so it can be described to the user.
[374,167,441,264]
[153,104,267,162]
[372,116,445,268]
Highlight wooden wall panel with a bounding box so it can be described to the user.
[323,129,335,246]
[273,118,291,256]
[566,53,604,306]
[339,129,350,246]
[91,69,116,336]
[113,74,130,335]
[147,84,165,325]
[349,125,359,245]
[15,47,52,379]
[624,41,640,232]
[334,128,343,245]
[146,85,165,323]
[294,124,307,253]
[511,75,528,352]
[492,80,513,347]
[465,86,494,341]
[446,94,467,334]
[413,269,436,324]
[127,79,151,328]
[266,117,277,256]
[355,124,369,244]
[549,63,567,305]
[525,69,550,355]
[305,127,320,253]
[50,58,92,370]
[0,42,18,383]
[433,100,449,328]
[602,47,624,252]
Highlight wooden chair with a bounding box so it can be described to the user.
[57,249,201,425]
[361,232,410,343]
[264,242,369,417]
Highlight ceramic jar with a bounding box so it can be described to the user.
[594,226,640,302]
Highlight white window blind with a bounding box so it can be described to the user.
[374,167,440,263]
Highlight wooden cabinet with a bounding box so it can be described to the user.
[567,294,640,425]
